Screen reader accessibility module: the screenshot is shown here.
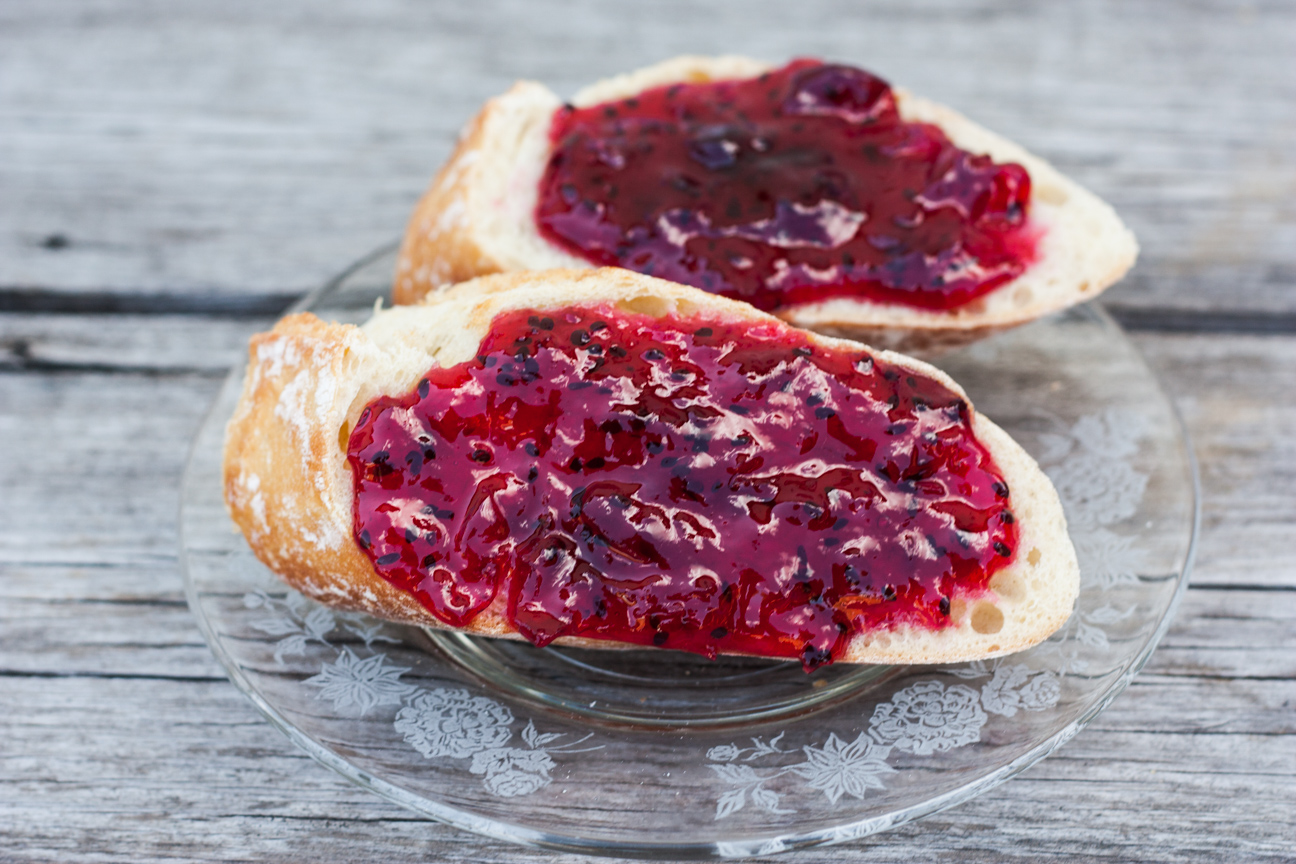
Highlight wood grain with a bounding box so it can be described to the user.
[0,318,1292,861]
[2,0,1294,316]
[3,1,1294,859]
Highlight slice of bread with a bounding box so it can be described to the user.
[224,268,1078,665]
[394,56,1137,356]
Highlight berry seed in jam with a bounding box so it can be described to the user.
[535,60,1036,312]
[348,307,1017,670]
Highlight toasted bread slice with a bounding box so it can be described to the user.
[225,268,1078,665]
[394,56,1137,356]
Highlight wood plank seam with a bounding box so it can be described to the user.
[6,292,1296,334]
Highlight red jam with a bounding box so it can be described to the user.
[535,60,1035,312]
[348,307,1017,670]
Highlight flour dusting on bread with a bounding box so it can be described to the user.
[225,268,1079,665]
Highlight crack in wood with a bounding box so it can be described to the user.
[1105,305,1296,335]
[3,362,229,379]
[0,669,229,683]
[1186,583,1296,593]
[4,288,1296,336]
[4,597,191,607]
[207,814,435,824]
[0,357,228,377]
[0,288,301,318]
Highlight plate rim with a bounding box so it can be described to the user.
[181,245,1199,859]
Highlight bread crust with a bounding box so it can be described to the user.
[225,268,1078,665]
[394,56,1137,356]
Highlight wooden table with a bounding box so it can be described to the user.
[3,2,1293,860]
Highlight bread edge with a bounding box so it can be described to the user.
[394,55,1137,355]
[226,268,1079,666]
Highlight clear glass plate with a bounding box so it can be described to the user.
[182,246,1197,859]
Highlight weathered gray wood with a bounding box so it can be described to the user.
[0,312,269,374]
[1134,332,1296,590]
[2,0,1295,315]
[0,319,1294,861]
[2,678,1292,863]
[4,316,1291,585]
[3,582,1291,692]
[0,370,218,566]
[4,1,1296,857]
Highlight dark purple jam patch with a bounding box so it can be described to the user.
[348,307,1017,670]
[536,60,1036,312]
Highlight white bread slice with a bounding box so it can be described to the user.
[394,56,1137,356]
[224,268,1079,665]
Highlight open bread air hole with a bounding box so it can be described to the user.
[989,571,1024,602]
[619,295,673,318]
[346,302,1021,669]
[970,601,1005,635]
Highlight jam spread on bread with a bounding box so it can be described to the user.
[348,308,1017,669]
[536,60,1035,312]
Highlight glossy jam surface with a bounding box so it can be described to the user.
[348,308,1017,669]
[536,60,1035,312]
